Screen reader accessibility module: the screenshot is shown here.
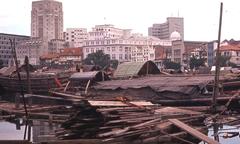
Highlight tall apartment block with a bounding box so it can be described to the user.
[0,33,30,67]
[148,17,184,40]
[64,28,88,47]
[31,0,63,41]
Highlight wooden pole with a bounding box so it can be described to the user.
[212,2,223,113]
[10,38,29,140]
[25,56,32,94]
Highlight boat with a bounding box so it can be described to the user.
[0,65,71,94]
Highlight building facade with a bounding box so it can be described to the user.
[16,38,66,65]
[64,28,88,47]
[16,38,48,65]
[31,0,63,41]
[148,17,184,40]
[83,25,164,62]
[0,33,30,67]
[219,44,240,65]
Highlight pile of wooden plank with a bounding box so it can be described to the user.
[55,100,216,144]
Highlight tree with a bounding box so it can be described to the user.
[163,60,181,70]
[218,55,231,67]
[189,56,205,69]
[83,50,111,69]
[110,60,119,69]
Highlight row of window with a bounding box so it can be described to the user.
[85,40,149,46]
[86,47,131,53]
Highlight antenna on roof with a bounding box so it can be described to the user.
[104,17,107,24]
[178,9,180,17]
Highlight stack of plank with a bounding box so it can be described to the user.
[55,100,217,144]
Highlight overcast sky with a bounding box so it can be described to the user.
[0,0,239,41]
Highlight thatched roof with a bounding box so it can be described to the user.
[114,61,160,78]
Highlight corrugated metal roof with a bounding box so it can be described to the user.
[114,61,160,78]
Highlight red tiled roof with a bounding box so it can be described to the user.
[60,47,83,56]
[219,45,240,51]
[40,53,59,60]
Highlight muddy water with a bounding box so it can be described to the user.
[199,125,240,144]
[0,119,60,143]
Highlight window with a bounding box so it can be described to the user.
[112,47,115,52]
[112,54,116,59]
[91,48,94,53]
[125,54,128,60]
[107,47,110,51]
[119,46,122,51]
[119,54,122,60]
[125,47,128,52]
[86,48,89,52]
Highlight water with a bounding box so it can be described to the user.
[0,120,25,140]
[0,119,60,143]
[200,125,240,144]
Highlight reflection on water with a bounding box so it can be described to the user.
[0,120,25,140]
[0,119,60,143]
[200,125,240,144]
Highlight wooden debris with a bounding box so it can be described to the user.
[169,119,219,144]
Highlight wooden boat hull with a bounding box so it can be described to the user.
[0,75,69,94]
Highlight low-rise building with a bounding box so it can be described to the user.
[219,44,240,65]
[59,47,83,63]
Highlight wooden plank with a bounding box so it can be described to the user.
[0,140,31,144]
[155,107,202,115]
[168,119,219,144]
[43,139,102,144]
[88,100,154,107]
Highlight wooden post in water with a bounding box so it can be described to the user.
[15,93,20,109]
[10,38,29,140]
[24,56,32,94]
[212,3,223,113]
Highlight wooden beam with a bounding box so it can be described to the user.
[0,140,31,144]
[169,119,219,144]
[43,139,102,144]
[88,100,154,107]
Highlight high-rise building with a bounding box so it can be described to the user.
[31,0,63,41]
[148,17,184,40]
[0,33,30,67]
[64,28,88,47]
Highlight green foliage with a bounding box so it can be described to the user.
[189,56,205,69]
[218,55,231,67]
[110,60,119,69]
[163,60,181,70]
[84,50,113,69]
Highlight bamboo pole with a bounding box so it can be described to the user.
[212,2,223,113]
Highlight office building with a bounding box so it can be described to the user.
[31,0,63,41]
[0,33,30,67]
[148,17,184,40]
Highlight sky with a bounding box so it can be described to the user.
[0,0,239,41]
